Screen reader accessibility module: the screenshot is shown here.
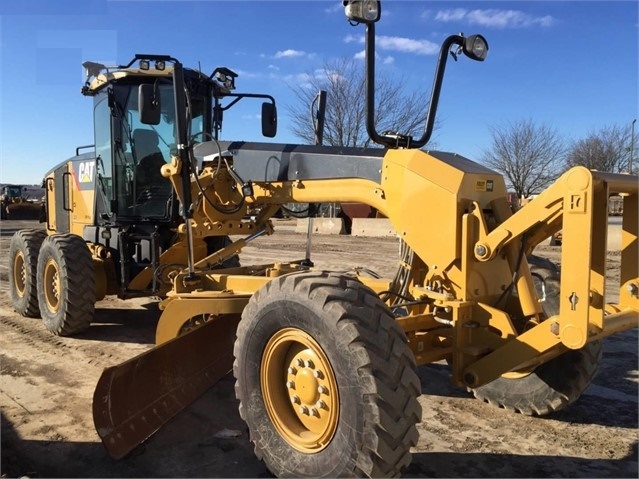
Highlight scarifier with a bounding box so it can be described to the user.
[8,2,638,477]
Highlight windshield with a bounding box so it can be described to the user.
[112,83,204,220]
[6,186,22,197]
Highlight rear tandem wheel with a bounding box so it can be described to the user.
[9,229,47,317]
[233,271,421,478]
[36,233,96,336]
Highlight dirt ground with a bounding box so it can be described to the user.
[0,219,637,478]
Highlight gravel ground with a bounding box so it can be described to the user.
[1,219,637,478]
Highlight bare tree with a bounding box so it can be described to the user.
[286,57,431,147]
[565,124,635,174]
[481,119,566,199]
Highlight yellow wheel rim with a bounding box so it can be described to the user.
[13,251,26,298]
[43,258,61,313]
[261,328,339,453]
[501,369,535,379]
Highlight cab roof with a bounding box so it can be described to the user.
[85,67,175,94]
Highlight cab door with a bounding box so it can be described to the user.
[43,163,71,233]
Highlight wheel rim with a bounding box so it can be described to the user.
[13,251,27,298]
[261,327,339,453]
[43,258,61,313]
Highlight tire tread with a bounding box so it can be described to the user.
[234,271,421,477]
[9,229,47,317]
[470,256,602,416]
[37,234,95,336]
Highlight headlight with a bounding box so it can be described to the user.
[343,0,381,24]
[463,34,489,62]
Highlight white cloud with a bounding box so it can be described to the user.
[344,34,362,44]
[284,69,346,89]
[274,49,307,59]
[420,9,432,20]
[284,72,313,84]
[324,2,342,14]
[353,51,395,65]
[235,69,260,79]
[434,8,467,23]
[268,64,280,71]
[344,34,438,55]
[378,35,439,55]
[325,70,345,83]
[435,8,556,28]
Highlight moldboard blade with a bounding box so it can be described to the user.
[92,314,240,459]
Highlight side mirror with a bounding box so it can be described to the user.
[213,105,223,132]
[462,34,489,62]
[138,84,161,125]
[343,0,381,24]
[261,102,277,138]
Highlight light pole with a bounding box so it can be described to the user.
[631,119,636,175]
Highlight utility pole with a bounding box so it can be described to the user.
[631,119,636,175]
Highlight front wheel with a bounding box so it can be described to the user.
[234,272,421,477]
[37,234,95,336]
[469,255,602,415]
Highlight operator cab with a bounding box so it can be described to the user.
[3,185,25,199]
[56,56,279,296]
[88,68,209,224]
[83,56,276,227]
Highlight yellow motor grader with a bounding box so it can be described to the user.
[1,184,41,220]
[8,2,638,477]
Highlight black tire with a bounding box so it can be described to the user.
[36,234,95,336]
[9,229,47,317]
[234,272,421,478]
[470,255,602,416]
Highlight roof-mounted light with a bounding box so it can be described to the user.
[211,67,238,91]
[138,58,167,71]
[343,0,380,25]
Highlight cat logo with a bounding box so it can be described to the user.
[475,179,494,192]
[78,161,95,183]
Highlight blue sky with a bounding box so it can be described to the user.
[1,0,637,185]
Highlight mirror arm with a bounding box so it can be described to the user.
[219,93,276,112]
